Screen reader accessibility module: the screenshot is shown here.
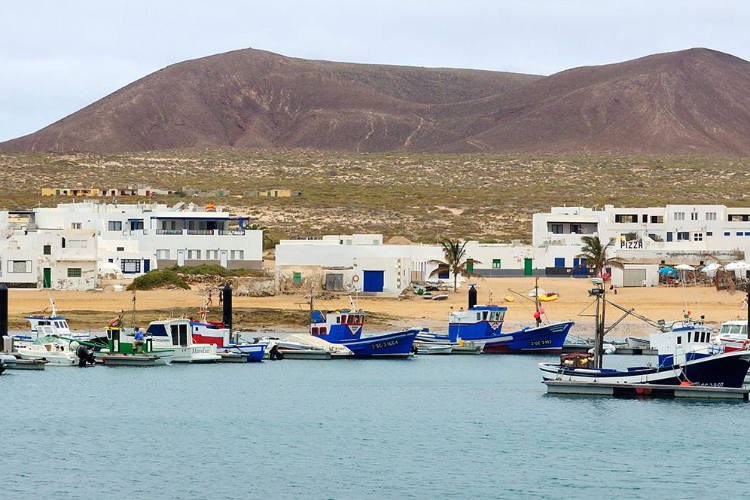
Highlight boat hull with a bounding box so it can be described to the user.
[540,350,750,388]
[331,330,419,358]
[99,353,173,366]
[217,344,265,362]
[481,321,574,354]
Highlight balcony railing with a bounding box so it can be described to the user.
[156,229,246,236]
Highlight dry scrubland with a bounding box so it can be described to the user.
[3,152,750,244]
[3,151,750,334]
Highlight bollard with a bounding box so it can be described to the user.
[0,283,8,338]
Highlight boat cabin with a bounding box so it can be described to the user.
[719,320,747,339]
[25,316,72,339]
[447,306,506,342]
[146,319,193,347]
[310,310,364,341]
[650,324,714,367]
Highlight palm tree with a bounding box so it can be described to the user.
[428,239,480,292]
[576,235,625,277]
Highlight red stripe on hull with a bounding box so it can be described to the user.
[192,334,224,346]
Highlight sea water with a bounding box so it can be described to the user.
[1,355,748,499]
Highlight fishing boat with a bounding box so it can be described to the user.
[715,319,749,352]
[540,280,750,388]
[189,313,265,362]
[97,327,173,366]
[21,298,93,343]
[310,309,418,358]
[102,318,220,363]
[419,283,573,354]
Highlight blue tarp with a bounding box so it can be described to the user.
[658,267,677,276]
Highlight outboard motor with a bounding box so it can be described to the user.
[75,344,95,367]
[468,284,477,310]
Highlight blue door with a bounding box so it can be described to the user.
[554,258,565,268]
[666,232,673,242]
[143,259,151,273]
[363,270,385,292]
[573,258,587,276]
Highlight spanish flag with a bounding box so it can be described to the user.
[206,201,215,211]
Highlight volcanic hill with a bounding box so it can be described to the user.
[3,47,750,155]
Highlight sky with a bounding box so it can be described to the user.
[2,0,750,142]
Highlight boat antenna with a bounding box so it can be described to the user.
[131,282,137,329]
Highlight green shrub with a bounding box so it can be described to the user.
[127,270,190,291]
[172,264,235,277]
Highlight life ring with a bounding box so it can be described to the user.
[352,275,360,282]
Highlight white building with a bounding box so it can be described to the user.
[0,201,263,289]
[276,203,750,292]
[275,234,443,294]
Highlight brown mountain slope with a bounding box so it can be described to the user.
[0,48,540,153]
[425,48,750,154]
[3,47,750,155]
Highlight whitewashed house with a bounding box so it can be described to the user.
[0,201,264,289]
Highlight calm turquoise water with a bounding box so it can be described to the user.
[1,355,748,499]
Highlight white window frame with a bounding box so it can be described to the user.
[674,212,685,221]
[706,212,717,221]
[9,260,32,273]
[108,221,123,231]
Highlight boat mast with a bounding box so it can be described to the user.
[592,278,606,370]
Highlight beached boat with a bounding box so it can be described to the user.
[310,309,417,358]
[540,324,750,387]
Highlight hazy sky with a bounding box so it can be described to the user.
[2,0,749,142]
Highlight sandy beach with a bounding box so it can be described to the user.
[6,277,747,337]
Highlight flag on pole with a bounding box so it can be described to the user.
[206,201,215,211]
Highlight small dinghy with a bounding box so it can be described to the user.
[415,343,453,355]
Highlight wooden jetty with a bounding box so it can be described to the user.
[544,380,750,401]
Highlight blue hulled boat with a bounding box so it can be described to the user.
[540,322,750,387]
[310,310,418,358]
[417,284,574,354]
